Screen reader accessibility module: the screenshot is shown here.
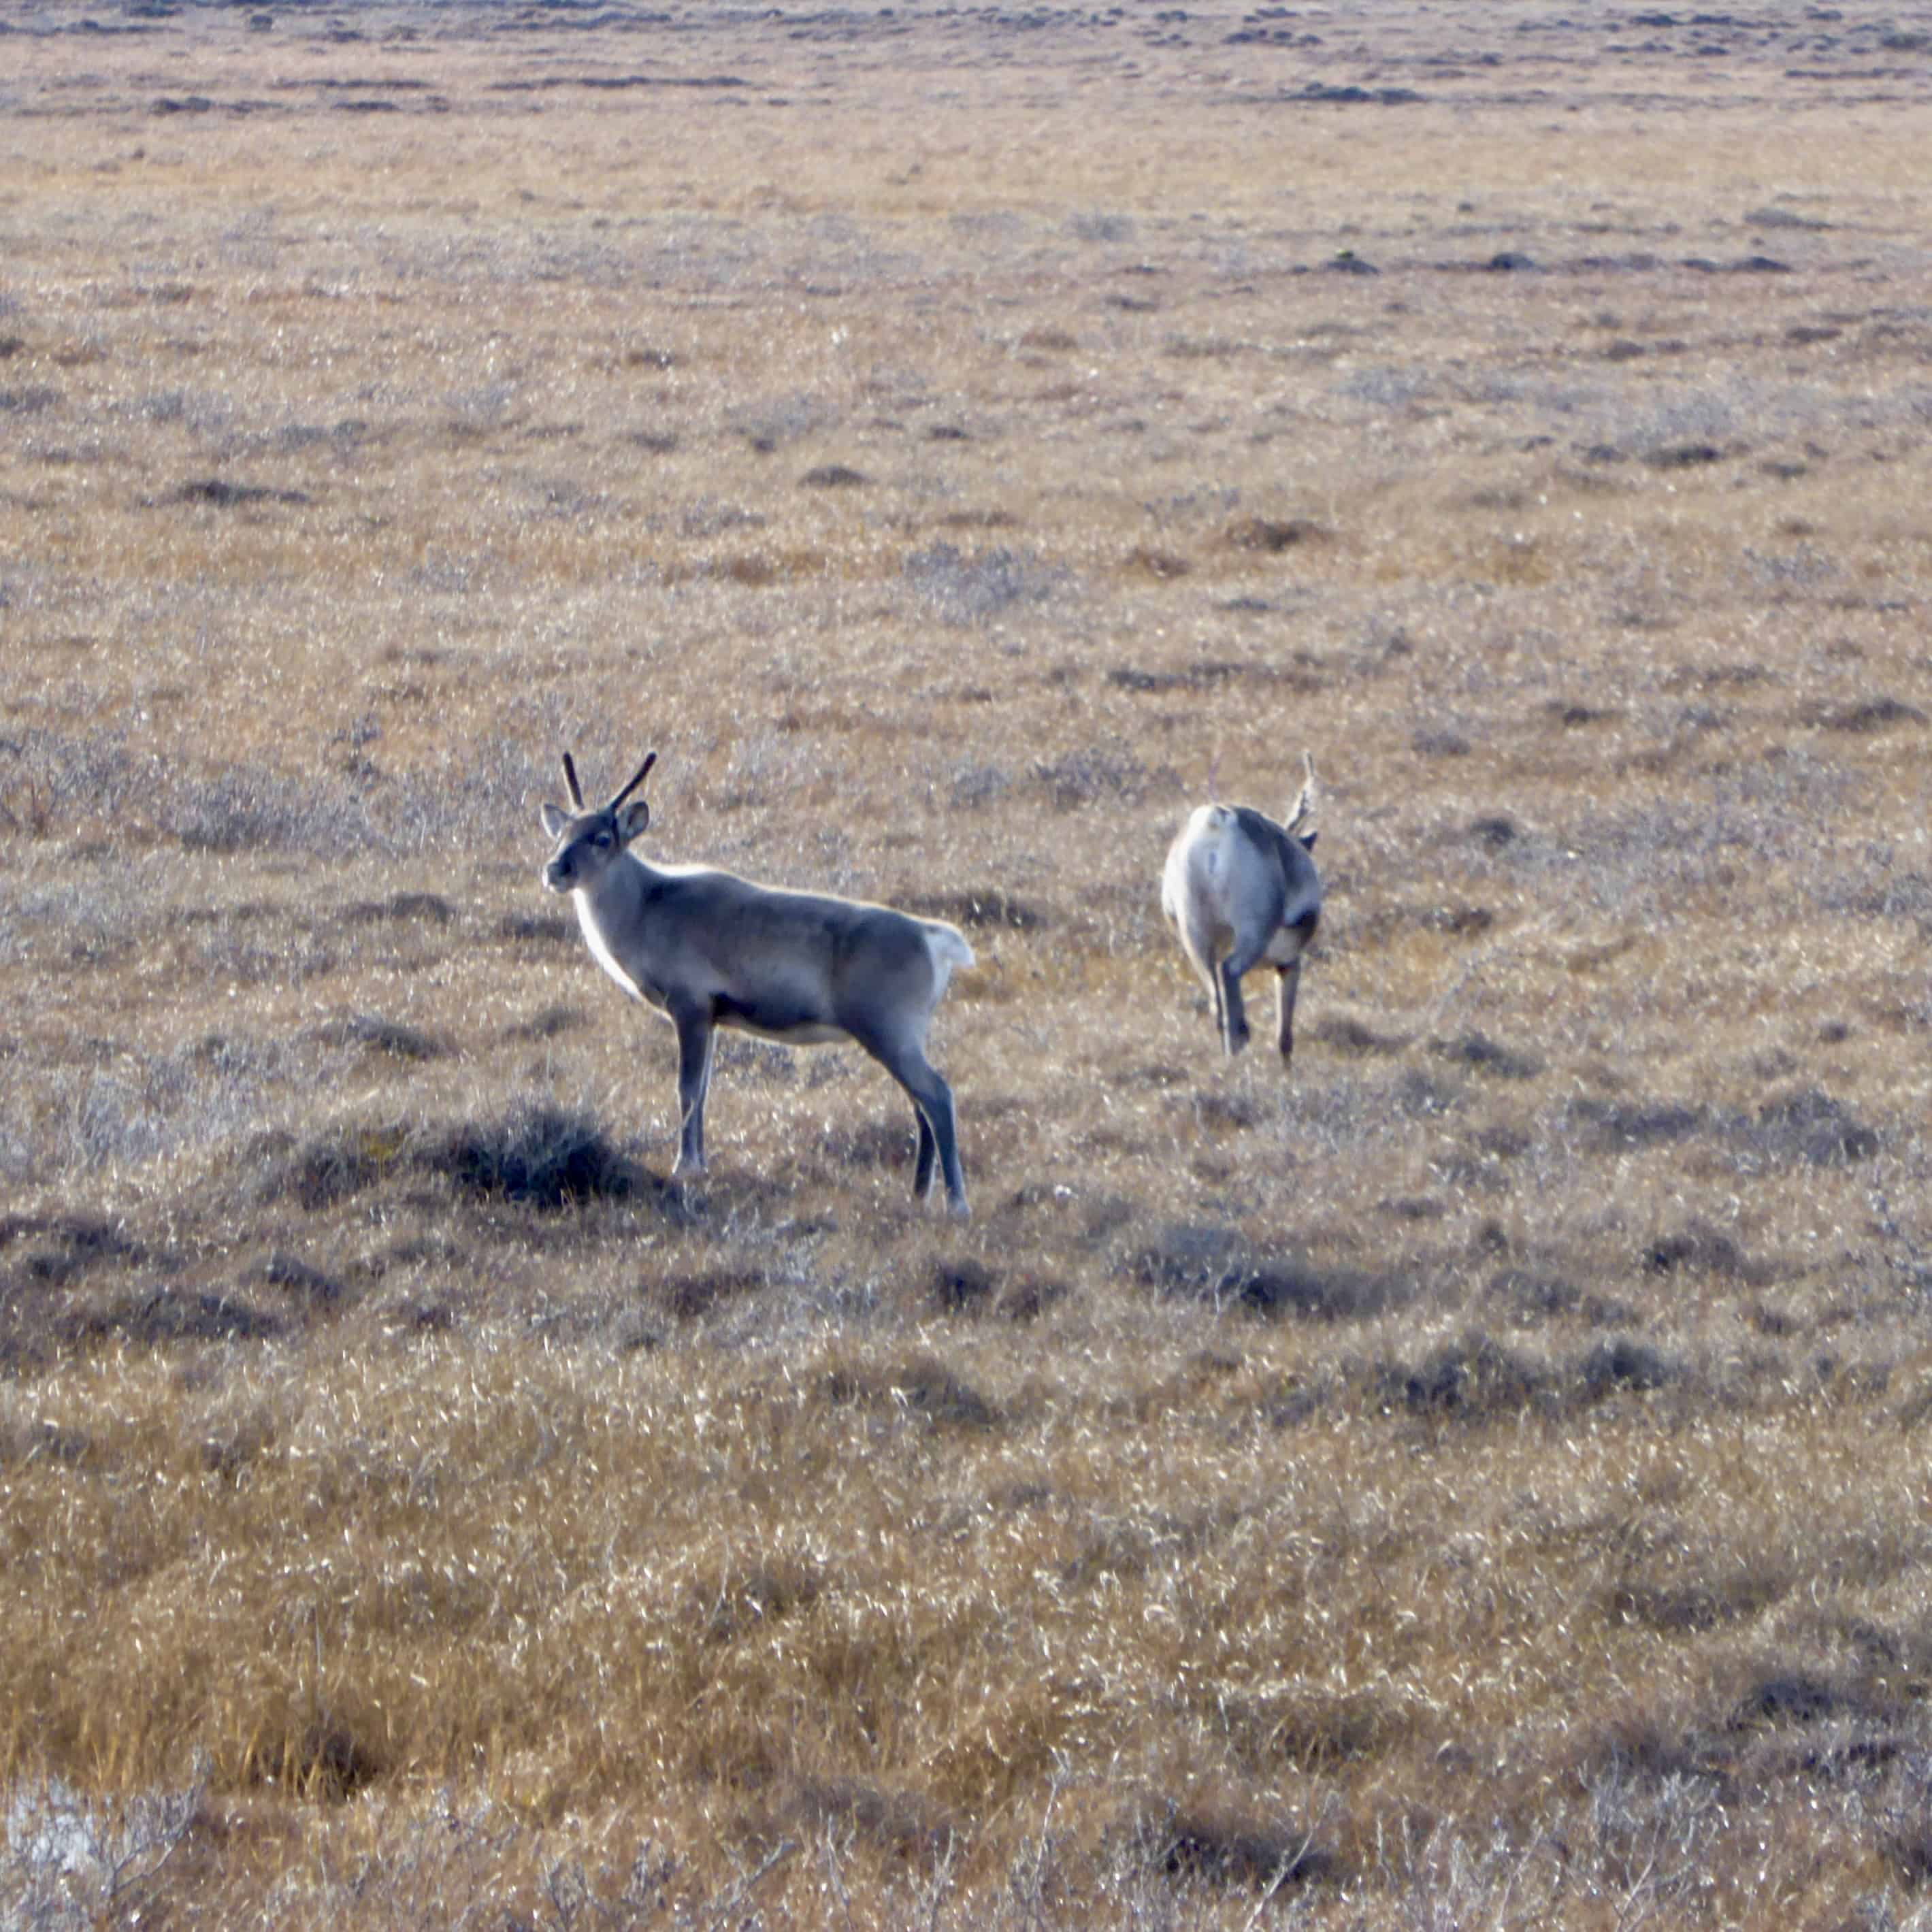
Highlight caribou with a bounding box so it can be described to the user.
[540,750,974,1214]
[1161,754,1322,1063]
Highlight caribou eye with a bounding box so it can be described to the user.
[592,829,612,847]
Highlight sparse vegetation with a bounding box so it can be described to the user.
[2,0,1931,1924]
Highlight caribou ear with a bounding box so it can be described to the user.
[540,800,571,839]
[1299,830,1317,853]
[615,798,651,844]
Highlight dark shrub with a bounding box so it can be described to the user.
[1744,1090,1878,1166]
[1377,1332,1544,1420]
[416,1104,642,1209]
[1432,1032,1542,1080]
[1579,1338,1676,1398]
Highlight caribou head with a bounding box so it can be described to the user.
[540,749,657,894]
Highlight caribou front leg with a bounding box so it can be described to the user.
[670,1003,715,1176]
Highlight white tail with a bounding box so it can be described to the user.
[1160,754,1322,1062]
[921,923,976,997]
[540,749,973,1214]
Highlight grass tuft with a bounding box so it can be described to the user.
[414,1103,646,1209]
[823,1354,1000,1429]
[309,1014,451,1063]
[1141,1793,1336,1889]
[1377,1331,1545,1421]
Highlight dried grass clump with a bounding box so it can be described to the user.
[308,1013,451,1063]
[246,1105,648,1215]
[903,542,1069,623]
[415,1104,655,1211]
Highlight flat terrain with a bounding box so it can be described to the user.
[3,0,1932,1923]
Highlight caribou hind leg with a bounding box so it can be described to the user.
[1219,927,1281,1058]
[913,1109,939,1199]
[857,1025,968,1216]
[911,1064,967,1215]
[1275,958,1302,1061]
[1173,905,1230,1050]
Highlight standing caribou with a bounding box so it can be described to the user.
[540,750,975,1215]
[1162,755,1322,1063]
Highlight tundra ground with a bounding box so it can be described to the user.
[3,1,1932,1924]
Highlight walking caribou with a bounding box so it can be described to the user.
[1161,754,1322,1063]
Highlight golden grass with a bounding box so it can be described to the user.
[3,0,1932,1923]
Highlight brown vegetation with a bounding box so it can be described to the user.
[3,0,1932,1922]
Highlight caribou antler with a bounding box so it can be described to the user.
[1284,751,1318,839]
[561,752,585,809]
[609,751,657,811]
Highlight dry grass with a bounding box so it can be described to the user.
[4,0,1932,1923]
